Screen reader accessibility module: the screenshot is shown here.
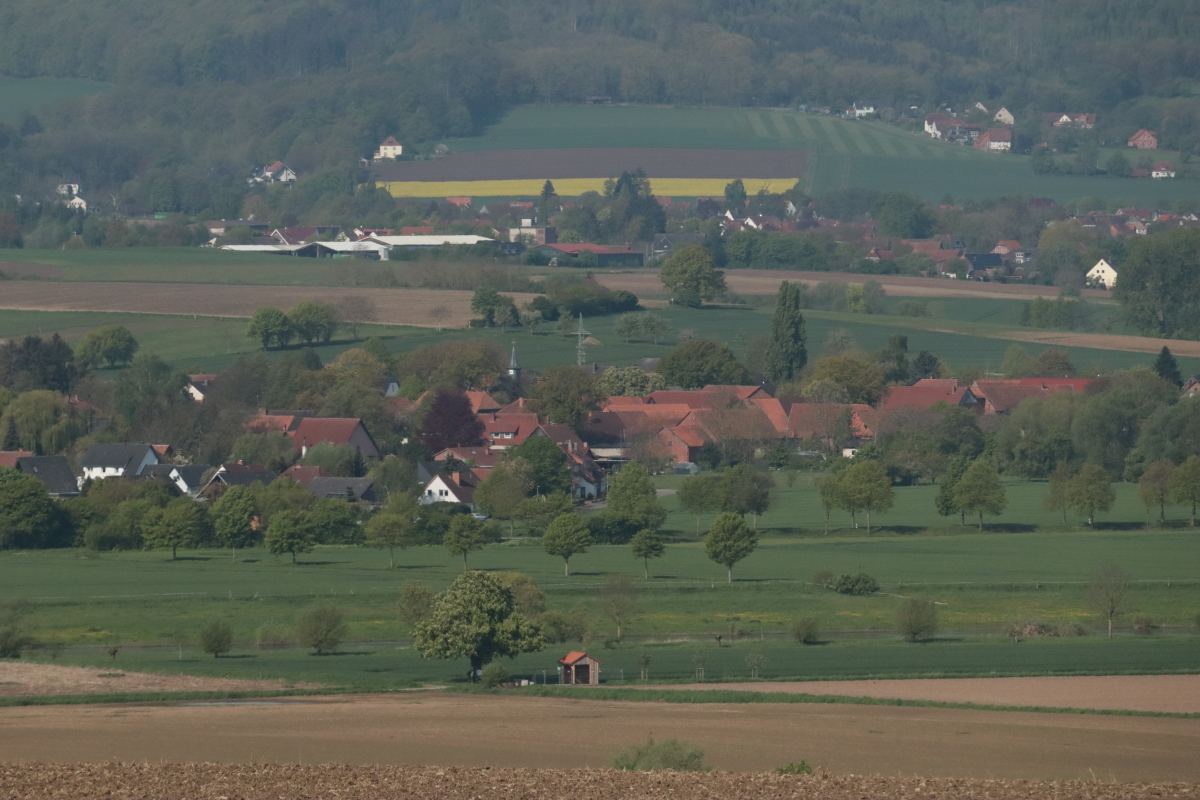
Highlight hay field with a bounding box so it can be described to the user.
[0,283,540,328]
[1,693,1198,783]
[0,662,313,697]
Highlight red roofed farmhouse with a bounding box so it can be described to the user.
[291,417,380,458]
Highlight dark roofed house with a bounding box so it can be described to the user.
[306,476,376,503]
[279,465,331,486]
[80,443,160,483]
[16,456,79,497]
[203,463,278,493]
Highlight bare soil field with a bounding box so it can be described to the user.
[0,662,313,697]
[0,261,62,279]
[0,283,540,328]
[3,763,1197,800]
[371,148,807,181]
[1,693,1197,783]
[650,674,1200,714]
[999,329,1200,357]
[593,268,1110,301]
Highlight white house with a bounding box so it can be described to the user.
[852,103,875,118]
[993,107,1015,125]
[249,161,297,185]
[1087,259,1119,289]
[79,443,161,485]
[57,184,80,196]
[1152,161,1176,179]
[65,196,88,212]
[419,472,478,508]
[374,136,403,160]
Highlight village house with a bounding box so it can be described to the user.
[993,107,1015,125]
[291,417,380,459]
[249,161,297,185]
[79,443,161,485]
[15,456,80,498]
[202,463,278,493]
[924,114,966,140]
[1128,129,1158,149]
[1152,161,1176,179]
[373,136,403,161]
[187,373,217,402]
[307,476,376,503]
[881,379,981,413]
[1087,259,1118,288]
[1042,113,1096,129]
[974,128,1012,152]
[139,464,211,497]
[419,470,483,507]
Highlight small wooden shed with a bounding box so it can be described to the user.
[558,651,600,685]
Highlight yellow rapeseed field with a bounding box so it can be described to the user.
[377,177,795,198]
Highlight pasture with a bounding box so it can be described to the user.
[0,77,112,122]
[426,105,1200,204]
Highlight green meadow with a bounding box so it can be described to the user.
[0,292,1189,378]
[0,77,112,122]
[443,105,1199,205]
[3,525,1197,687]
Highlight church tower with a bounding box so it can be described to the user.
[506,344,521,381]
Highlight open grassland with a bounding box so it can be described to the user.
[379,177,787,198]
[0,77,112,122]
[2,695,1200,785]
[435,105,1200,204]
[2,291,1195,378]
[2,525,1197,669]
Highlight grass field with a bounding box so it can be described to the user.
[0,291,1194,377]
[379,178,784,198]
[430,105,1200,205]
[0,77,112,122]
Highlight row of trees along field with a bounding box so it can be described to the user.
[0,0,1199,237]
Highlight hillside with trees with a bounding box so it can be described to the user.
[0,0,1198,228]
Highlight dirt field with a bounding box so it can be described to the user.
[0,662,313,697]
[0,283,540,329]
[1,693,1197,783]
[0,261,62,279]
[649,674,1200,714]
[998,329,1200,357]
[371,148,807,182]
[593,268,1110,301]
[3,764,1198,800]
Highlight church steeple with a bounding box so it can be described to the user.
[507,343,521,380]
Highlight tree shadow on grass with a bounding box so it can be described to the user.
[983,524,1037,533]
[1092,521,1150,531]
[294,561,349,567]
[309,650,376,657]
[174,556,215,562]
[215,654,257,659]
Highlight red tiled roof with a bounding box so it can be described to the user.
[646,391,719,408]
[558,651,594,665]
[702,385,768,399]
[401,226,434,235]
[882,380,974,412]
[972,380,1073,413]
[993,240,1023,253]
[380,136,400,147]
[542,243,637,255]
[746,398,790,435]
[0,450,34,468]
[902,239,945,252]
[667,425,708,448]
[245,415,297,434]
[787,404,873,439]
[67,395,106,417]
[464,391,501,415]
[600,396,649,408]
[1014,378,1093,391]
[291,417,365,450]
[433,447,499,468]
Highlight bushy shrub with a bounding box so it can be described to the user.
[0,626,32,658]
[777,761,814,775]
[812,570,834,589]
[834,573,880,595]
[296,605,347,655]
[200,620,233,658]
[896,598,938,642]
[256,622,292,649]
[480,662,511,688]
[1133,614,1158,634]
[398,582,436,625]
[792,616,821,644]
[610,737,709,772]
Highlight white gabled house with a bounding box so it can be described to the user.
[419,471,479,508]
[65,196,88,212]
[1086,259,1118,289]
[79,443,161,486]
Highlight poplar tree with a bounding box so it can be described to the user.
[764,281,807,383]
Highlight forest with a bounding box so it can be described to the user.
[0,0,1199,224]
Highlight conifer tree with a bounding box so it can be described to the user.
[1153,346,1183,387]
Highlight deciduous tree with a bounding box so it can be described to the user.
[705,511,758,583]
[659,245,726,307]
[209,485,260,561]
[1137,459,1174,523]
[1043,461,1073,524]
[630,528,665,578]
[142,497,210,559]
[656,339,747,389]
[247,307,293,350]
[677,474,722,534]
[1066,463,1116,526]
[265,508,316,564]
[606,462,666,533]
[543,513,591,576]
[837,460,893,533]
[599,574,639,640]
[365,495,419,567]
[1087,562,1130,639]
[417,389,485,453]
[951,460,1007,531]
[444,514,492,569]
[527,365,602,431]
[1169,454,1200,526]
[413,571,544,680]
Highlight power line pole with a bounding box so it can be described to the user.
[576,313,591,366]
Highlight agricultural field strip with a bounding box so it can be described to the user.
[621,674,1200,715]
[0,283,542,329]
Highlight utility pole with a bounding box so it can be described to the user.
[576,313,591,366]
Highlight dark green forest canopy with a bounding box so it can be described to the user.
[1,0,1199,206]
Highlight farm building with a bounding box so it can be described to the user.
[1087,259,1118,288]
[1128,129,1158,149]
[558,652,600,685]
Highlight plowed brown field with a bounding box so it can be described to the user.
[0,662,316,697]
[0,283,540,328]
[3,763,1197,800]
[650,674,1200,714]
[1,694,1197,783]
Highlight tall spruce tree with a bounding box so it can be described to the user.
[1153,346,1183,387]
[764,281,807,383]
